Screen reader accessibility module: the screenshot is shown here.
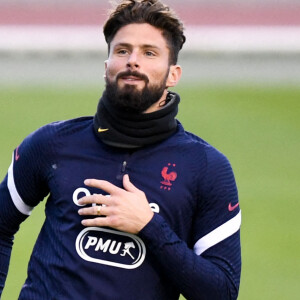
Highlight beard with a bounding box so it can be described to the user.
[105,70,168,114]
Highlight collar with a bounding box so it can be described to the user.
[93,91,180,148]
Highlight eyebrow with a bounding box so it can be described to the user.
[113,43,161,51]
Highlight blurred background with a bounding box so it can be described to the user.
[1,0,300,86]
[0,1,299,299]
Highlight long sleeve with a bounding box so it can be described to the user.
[0,175,28,294]
[0,127,51,296]
[139,214,240,300]
[139,146,241,300]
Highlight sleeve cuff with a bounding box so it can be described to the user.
[138,213,180,252]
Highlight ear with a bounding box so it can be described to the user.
[104,60,108,78]
[166,65,182,88]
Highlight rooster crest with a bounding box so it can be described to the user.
[161,166,177,187]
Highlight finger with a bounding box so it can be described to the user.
[123,174,141,193]
[77,194,110,206]
[78,205,108,216]
[84,179,122,195]
[81,217,111,227]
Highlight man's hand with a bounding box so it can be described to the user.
[77,174,154,234]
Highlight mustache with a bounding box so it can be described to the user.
[116,71,149,83]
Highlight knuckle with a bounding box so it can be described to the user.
[110,217,121,227]
[109,197,118,206]
[137,190,146,198]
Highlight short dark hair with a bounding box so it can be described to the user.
[103,0,186,65]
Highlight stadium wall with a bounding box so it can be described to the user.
[0,1,300,54]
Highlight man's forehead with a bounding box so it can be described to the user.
[110,23,168,47]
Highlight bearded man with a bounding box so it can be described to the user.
[0,1,241,299]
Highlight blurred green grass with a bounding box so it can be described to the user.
[0,84,299,299]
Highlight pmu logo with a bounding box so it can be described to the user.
[76,227,146,269]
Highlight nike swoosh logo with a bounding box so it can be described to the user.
[228,202,239,212]
[98,128,109,133]
[15,146,20,161]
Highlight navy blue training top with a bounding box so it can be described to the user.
[0,117,241,300]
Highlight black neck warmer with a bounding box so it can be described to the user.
[93,91,180,148]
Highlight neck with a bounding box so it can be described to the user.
[143,89,169,113]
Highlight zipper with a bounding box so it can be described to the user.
[117,160,128,180]
[122,161,127,173]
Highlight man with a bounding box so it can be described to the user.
[0,0,241,299]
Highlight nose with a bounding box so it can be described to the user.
[127,50,140,69]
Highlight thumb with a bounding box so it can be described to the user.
[123,174,139,193]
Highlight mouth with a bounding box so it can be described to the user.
[116,71,149,86]
[121,76,144,85]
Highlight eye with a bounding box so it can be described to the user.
[145,51,155,57]
[116,49,128,55]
